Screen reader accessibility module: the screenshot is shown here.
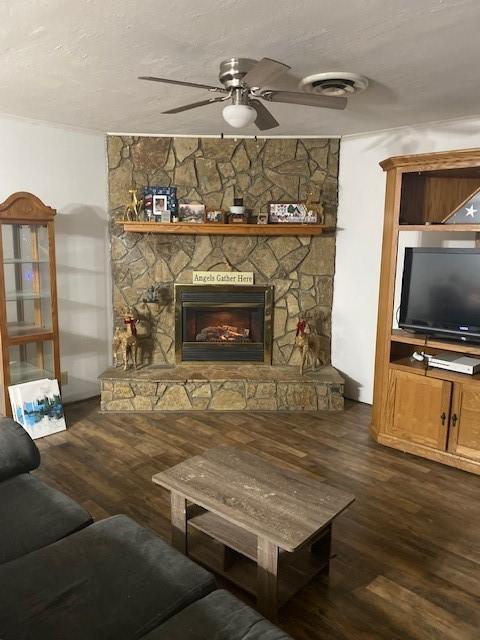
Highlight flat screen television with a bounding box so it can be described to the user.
[399,248,480,343]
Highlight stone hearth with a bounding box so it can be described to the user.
[100,365,344,412]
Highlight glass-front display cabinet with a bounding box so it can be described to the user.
[0,192,60,416]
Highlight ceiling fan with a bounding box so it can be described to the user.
[139,57,349,131]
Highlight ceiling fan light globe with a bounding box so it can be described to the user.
[222,104,256,128]
[321,86,348,97]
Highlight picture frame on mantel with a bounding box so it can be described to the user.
[153,194,168,214]
[144,186,177,221]
[206,210,225,223]
[256,213,269,225]
[178,203,206,224]
[268,202,318,224]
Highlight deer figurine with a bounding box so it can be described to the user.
[124,189,143,222]
[295,318,327,375]
[112,308,138,370]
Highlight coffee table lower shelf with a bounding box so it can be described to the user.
[186,508,331,609]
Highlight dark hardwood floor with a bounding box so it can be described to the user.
[36,399,480,640]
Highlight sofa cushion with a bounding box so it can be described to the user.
[0,514,216,640]
[0,473,93,564]
[142,590,293,640]
[0,417,40,481]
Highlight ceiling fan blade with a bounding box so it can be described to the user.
[262,90,347,110]
[242,58,290,89]
[162,96,228,114]
[250,99,279,131]
[138,76,226,93]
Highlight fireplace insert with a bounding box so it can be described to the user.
[174,285,273,363]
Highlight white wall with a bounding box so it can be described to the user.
[0,114,109,402]
[332,115,480,404]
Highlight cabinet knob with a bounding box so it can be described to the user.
[440,412,446,426]
[451,413,458,427]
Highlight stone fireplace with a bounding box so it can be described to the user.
[175,285,272,364]
[100,135,345,411]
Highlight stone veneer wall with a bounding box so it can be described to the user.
[107,136,339,367]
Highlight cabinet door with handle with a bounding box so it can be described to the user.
[448,382,480,461]
[386,370,451,450]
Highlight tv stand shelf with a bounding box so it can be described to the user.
[391,329,480,357]
[390,356,480,384]
[389,357,427,375]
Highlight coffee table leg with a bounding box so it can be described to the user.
[257,537,279,619]
[170,491,187,554]
[311,523,332,575]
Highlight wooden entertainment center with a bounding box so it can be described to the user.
[371,149,480,475]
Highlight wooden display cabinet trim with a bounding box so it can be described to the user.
[0,229,7,414]
[398,224,480,232]
[117,221,330,236]
[7,330,55,346]
[376,432,480,476]
[47,221,61,389]
[370,168,403,433]
[380,148,480,171]
[0,192,56,222]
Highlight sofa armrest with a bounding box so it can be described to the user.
[0,417,40,481]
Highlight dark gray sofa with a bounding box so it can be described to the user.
[0,417,293,640]
[143,589,292,640]
[0,416,92,564]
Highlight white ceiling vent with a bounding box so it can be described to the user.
[300,72,369,97]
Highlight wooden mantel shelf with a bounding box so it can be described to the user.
[117,221,331,236]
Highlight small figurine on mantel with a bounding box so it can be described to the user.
[112,307,138,370]
[305,189,324,225]
[124,189,143,222]
[295,318,327,375]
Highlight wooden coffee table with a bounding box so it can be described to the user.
[152,446,354,618]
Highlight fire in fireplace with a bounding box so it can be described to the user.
[175,285,272,363]
[195,322,250,343]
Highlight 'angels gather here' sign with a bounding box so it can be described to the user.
[192,271,254,285]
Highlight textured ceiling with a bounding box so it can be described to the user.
[2,0,480,136]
